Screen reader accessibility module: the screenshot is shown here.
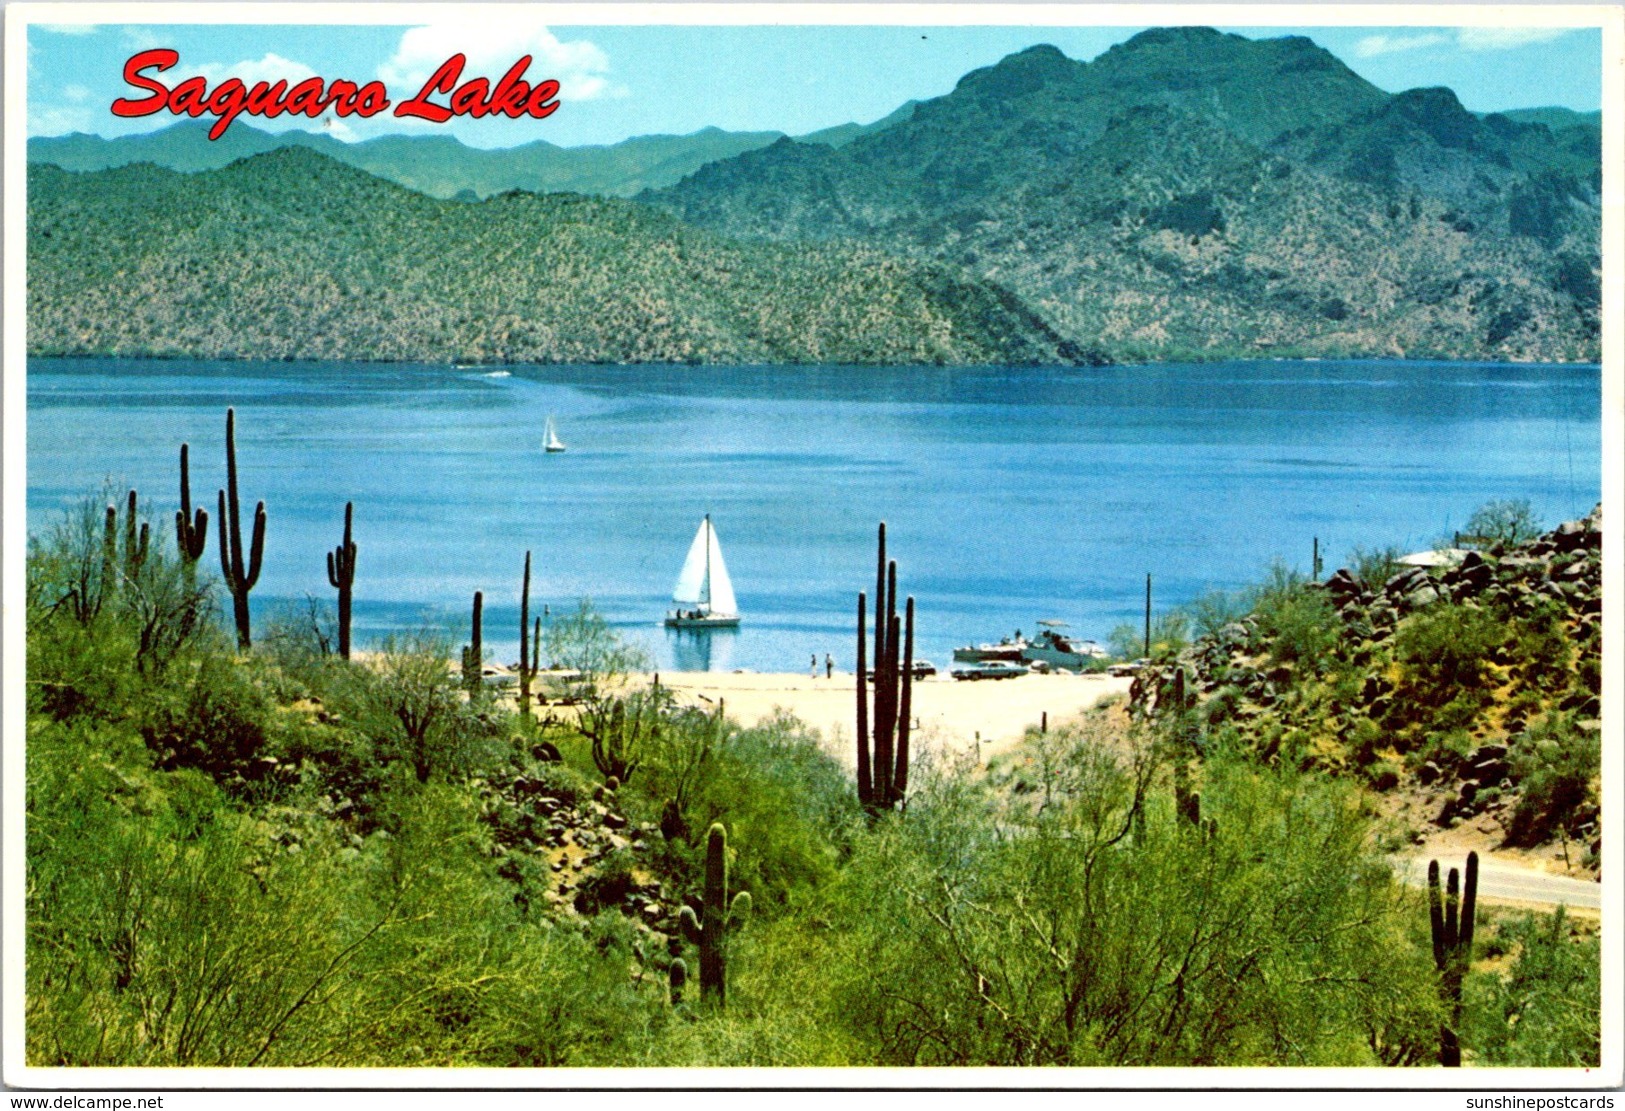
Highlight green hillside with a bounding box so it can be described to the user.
[648,29,1602,363]
[26,149,1073,365]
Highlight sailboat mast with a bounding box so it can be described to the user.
[702,514,712,610]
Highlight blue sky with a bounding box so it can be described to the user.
[25,19,1605,149]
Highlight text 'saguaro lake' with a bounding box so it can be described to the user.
[27,358,1600,672]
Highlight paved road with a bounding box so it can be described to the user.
[1391,855,1603,912]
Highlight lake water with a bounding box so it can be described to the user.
[26,358,1601,673]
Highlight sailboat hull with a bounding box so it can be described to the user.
[664,613,740,629]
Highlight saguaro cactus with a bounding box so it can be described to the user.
[856,522,913,814]
[518,551,533,714]
[462,590,484,691]
[678,823,751,1007]
[217,408,266,650]
[122,490,149,582]
[326,502,357,659]
[1427,852,1479,1067]
[174,443,209,576]
[102,490,149,601]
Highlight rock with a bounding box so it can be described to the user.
[1417,761,1443,786]
[1369,768,1400,792]
[604,812,629,830]
[1405,584,1442,609]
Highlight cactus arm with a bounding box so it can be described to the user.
[1459,852,1478,955]
[728,890,752,925]
[856,591,871,804]
[217,489,233,585]
[244,502,266,589]
[895,596,914,803]
[1426,860,1445,971]
[1444,867,1460,949]
[679,904,702,942]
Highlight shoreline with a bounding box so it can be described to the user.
[649,669,1136,767]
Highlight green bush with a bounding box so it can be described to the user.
[1463,910,1600,1066]
[1505,714,1599,847]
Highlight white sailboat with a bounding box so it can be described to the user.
[543,416,566,453]
[664,515,740,628]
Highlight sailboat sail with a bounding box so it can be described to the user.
[704,523,737,616]
[543,417,565,452]
[672,521,711,605]
[671,516,737,616]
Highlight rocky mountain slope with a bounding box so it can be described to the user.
[648,28,1601,363]
[27,148,1073,365]
[1133,507,1602,869]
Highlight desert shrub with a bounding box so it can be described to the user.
[1347,544,1404,587]
[791,750,1434,1066]
[1461,499,1542,549]
[1388,604,1506,725]
[1182,588,1250,640]
[1249,568,1340,674]
[1504,714,1599,847]
[139,654,273,783]
[678,712,860,913]
[1462,910,1600,1067]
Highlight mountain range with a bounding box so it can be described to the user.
[646,28,1600,362]
[26,102,918,201]
[27,28,1601,365]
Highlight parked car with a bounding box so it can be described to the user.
[950,660,1030,681]
[866,659,938,681]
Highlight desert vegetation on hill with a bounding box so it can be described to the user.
[24,454,1600,1066]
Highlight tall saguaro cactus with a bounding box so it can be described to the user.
[326,502,357,659]
[463,590,484,691]
[518,551,534,714]
[1427,852,1479,1067]
[101,490,149,600]
[678,823,751,1007]
[175,443,209,577]
[217,408,266,650]
[856,521,914,815]
[122,490,149,583]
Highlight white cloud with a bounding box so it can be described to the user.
[36,23,97,35]
[186,52,321,88]
[1457,27,1573,52]
[1354,32,1450,58]
[63,84,91,103]
[122,28,162,51]
[379,19,618,102]
[29,105,94,136]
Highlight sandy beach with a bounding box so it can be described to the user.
[650,669,1135,768]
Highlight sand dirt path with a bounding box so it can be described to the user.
[652,670,1134,768]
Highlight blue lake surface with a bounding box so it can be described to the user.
[26,358,1602,672]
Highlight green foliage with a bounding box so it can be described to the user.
[1461,499,1542,549]
[1505,714,1599,847]
[1388,604,1506,729]
[1462,910,1600,1067]
[1348,544,1403,586]
[1249,564,1339,673]
[1182,588,1250,640]
[331,629,499,785]
[797,750,1434,1065]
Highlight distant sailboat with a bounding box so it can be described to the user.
[543,416,566,453]
[665,515,740,628]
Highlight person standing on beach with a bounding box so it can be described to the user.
[811,654,818,679]
[825,653,833,679]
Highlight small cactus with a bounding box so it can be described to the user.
[326,502,357,659]
[102,490,149,601]
[174,443,208,570]
[1427,852,1479,1067]
[217,408,266,650]
[678,823,751,1007]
